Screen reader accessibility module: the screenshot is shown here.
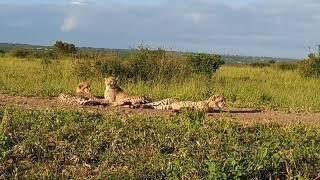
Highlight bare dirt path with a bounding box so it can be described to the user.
[0,94,319,126]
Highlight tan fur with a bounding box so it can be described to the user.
[146,98,179,110]
[58,82,109,106]
[76,82,92,98]
[155,95,226,112]
[58,93,110,106]
[104,76,150,106]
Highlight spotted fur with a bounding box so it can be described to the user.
[145,98,179,110]
[154,95,226,112]
[58,93,110,106]
[104,76,151,107]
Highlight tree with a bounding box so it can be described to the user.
[187,53,224,76]
[53,41,77,54]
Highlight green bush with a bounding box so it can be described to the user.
[53,41,77,54]
[186,53,224,76]
[9,48,32,58]
[298,54,320,78]
[274,62,298,71]
[0,49,5,57]
[72,48,218,82]
[249,61,271,68]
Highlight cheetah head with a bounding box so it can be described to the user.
[105,76,119,88]
[208,95,226,109]
[77,82,91,94]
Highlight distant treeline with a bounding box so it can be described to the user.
[1,41,319,79]
[0,42,298,64]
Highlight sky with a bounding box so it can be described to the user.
[1,0,319,58]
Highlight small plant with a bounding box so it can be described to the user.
[228,94,237,103]
[182,109,205,128]
[259,93,272,105]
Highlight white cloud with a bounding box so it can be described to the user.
[70,0,90,6]
[2,0,320,58]
[61,16,78,32]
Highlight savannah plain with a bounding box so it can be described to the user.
[0,45,319,179]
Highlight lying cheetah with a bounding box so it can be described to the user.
[76,82,92,98]
[104,76,150,107]
[145,98,179,110]
[57,93,109,106]
[150,95,226,112]
[58,82,109,106]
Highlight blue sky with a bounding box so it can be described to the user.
[1,0,319,58]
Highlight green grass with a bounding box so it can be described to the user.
[1,57,320,112]
[0,107,319,179]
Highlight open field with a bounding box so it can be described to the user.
[0,57,320,112]
[1,56,320,179]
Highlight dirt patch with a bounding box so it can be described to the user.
[1,93,320,126]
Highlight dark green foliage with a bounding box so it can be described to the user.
[275,62,298,71]
[53,41,77,54]
[250,61,271,68]
[298,53,320,78]
[0,107,319,179]
[186,53,224,76]
[9,48,32,58]
[9,48,58,61]
[0,49,5,57]
[72,48,218,82]
[268,60,276,64]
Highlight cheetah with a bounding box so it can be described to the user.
[145,98,179,110]
[104,76,150,107]
[75,82,92,98]
[58,82,109,106]
[151,95,226,112]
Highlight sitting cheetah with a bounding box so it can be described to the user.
[104,76,150,107]
[150,95,226,112]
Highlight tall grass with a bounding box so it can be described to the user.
[1,57,320,112]
[0,107,319,179]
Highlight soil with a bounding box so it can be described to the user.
[1,93,320,126]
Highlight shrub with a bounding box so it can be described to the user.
[9,48,32,58]
[0,49,5,57]
[298,53,320,78]
[249,61,271,68]
[72,48,210,82]
[33,50,58,60]
[186,53,224,76]
[53,41,77,54]
[274,62,297,71]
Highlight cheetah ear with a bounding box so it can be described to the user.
[209,95,218,100]
[78,83,84,88]
[115,76,120,83]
